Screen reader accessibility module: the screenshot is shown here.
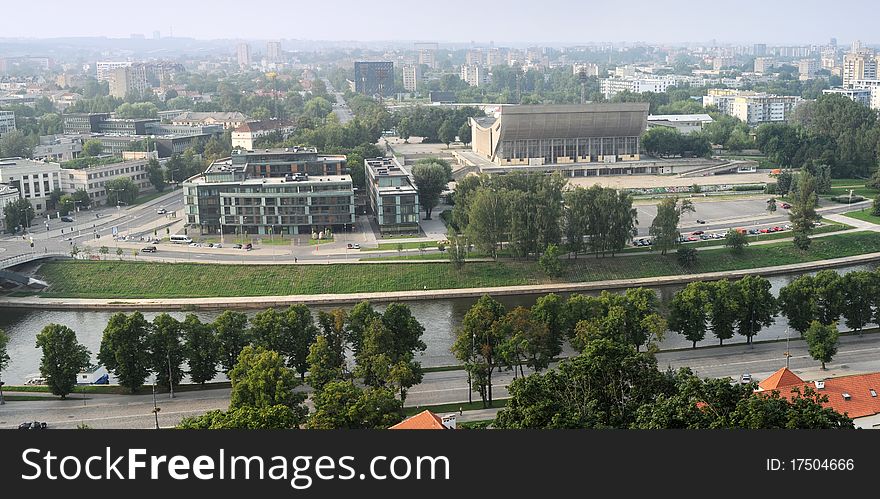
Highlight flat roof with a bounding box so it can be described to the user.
[648,114,714,122]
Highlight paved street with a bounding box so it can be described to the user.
[5,332,880,428]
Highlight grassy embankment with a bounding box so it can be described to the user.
[27,231,880,299]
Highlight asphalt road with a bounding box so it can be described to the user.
[5,332,880,428]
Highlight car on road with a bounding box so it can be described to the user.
[141,246,157,253]
[156,208,168,214]
[244,243,253,250]
[781,202,791,209]
[347,243,360,249]
[189,242,201,247]
[232,243,242,249]
[213,243,222,248]
[19,421,48,430]
[692,230,704,235]
[696,219,707,224]
[740,373,752,384]
[61,216,74,222]
[151,238,161,244]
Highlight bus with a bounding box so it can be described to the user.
[169,234,193,244]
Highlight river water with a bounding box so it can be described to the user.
[1,263,877,384]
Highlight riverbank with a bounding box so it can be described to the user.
[2,231,879,310]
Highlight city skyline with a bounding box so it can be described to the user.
[0,0,876,46]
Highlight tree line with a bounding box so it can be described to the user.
[14,301,428,429]
[450,172,638,260]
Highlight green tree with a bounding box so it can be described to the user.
[677,247,698,267]
[447,234,468,269]
[804,320,839,370]
[458,121,471,145]
[734,276,777,345]
[47,188,64,211]
[841,271,877,336]
[307,381,402,429]
[723,229,749,254]
[146,158,166,192]
[4,198,35,233]
[0,130,33,158]
[306,335,344,392]
[82,139,104,157]
[98,312,151,393]
[284,304,318,380]
[411,161,448,220]
[147,313,184,390]
[212,310,251,373]
[778,275,817,336]
[228,345,307,414]
[58,195,75,216]
[34,324,91,398]
[72,189,91,209]
[494,339,667,429]
[451,294,506,407]
[98,245,109,259]
[466,187,509,259]
[250,308,293,364]
[496,306,556,376]
[177,404,304,429]
[789,171,820,250]
[105,177,139,206]
[649,197,694,255]
[438,119,456,148]
[813,270,845,325]
[766,197,777,214]
[873,194,880,216]
[182,314,218,385]
[669,281,711,348]
[538,243,563,277]
[707,279,740,345]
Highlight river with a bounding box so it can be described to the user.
[1,263,877,384]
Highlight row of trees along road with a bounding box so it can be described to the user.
[450,172,638,260]
[177,301,427,429]
[452,290,665,408]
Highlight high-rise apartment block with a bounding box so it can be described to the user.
[402,64,422,92]
[237,43,251,68]
[109,64,147,98]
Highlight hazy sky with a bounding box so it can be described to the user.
[3,0,873,45]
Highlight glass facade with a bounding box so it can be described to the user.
[497,135,640,162]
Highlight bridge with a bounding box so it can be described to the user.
[0,251,68,289]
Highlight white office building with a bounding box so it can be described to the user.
[96,61,133,82]
[0,110,15,136]
[822,87,872,106]
[0,158,62,215]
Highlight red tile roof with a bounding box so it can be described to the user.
[759,368,880,419]
[389,410,449,430]
[758,367,804,391]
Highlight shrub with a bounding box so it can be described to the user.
[829,195,866,204]
[676,248,698,267]
[732,184,765,192]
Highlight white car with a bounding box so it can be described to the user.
[740,373,752,384]
[189,242,201,247]
[157,208,167,215]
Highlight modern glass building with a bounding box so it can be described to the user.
[364,157,419,234]
[183,147,354,236]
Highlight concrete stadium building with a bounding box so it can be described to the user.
[468,103,649,170]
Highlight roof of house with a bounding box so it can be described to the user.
[389,410,448,430]
[234,119,296,133]
[759,368,880,419]
[174,111,248,122]
[758,367,805,391]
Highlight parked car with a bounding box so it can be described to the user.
[749,229,759,235]
[760,228,769,233]
[141,246,157,253]
[156,208,167,215]
[19,421,48,430]
[740,373,752,384]
[60,216,74,222]
[696,219,707,224]
[692,230,704,235]
[232,243,242,249]
[781,202,791,209]
[244,243,253,250]
[151,238,161,244]
[189,242,201,247]
[686,236,699,242]
[214,243,222,248]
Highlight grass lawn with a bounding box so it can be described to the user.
[843,209,880,225]
[825,186,878,199]
[361,241,439,251]
[33,231,880,299]
[132,187,179,206]
[831,178,871,187]
[361,253,452,261]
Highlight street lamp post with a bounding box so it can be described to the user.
[468,332,475,404]
[167,350,174,399]
[151,382,161,429]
